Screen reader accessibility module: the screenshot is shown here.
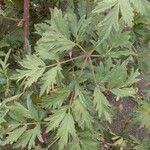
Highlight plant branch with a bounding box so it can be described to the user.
[45,54,103,69]
[79,57,88,77]
[76,43,86,53]
[104,47,113,56]
[23,0,30,53]
[47,137,59,149]
[131,44,138,53]
[4,92,24,104]
[46,55,85,68]
[8,121,49,127]
[91,54,103,58]
[0,16,21,22]
[89,57,97,84]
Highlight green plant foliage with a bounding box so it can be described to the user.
[72,98,93,130]
[131,136,150,150]
[93,86,111,122]
[14,124,43,149]
[40,65,63,96]
[0,0,150,149]
[1,99,44,149]
[35,8,76,59]
[41,87,70,109]
[56,112,77,150]
[12,55,46,88]
[93,0,150,42]
[134,100,150,129]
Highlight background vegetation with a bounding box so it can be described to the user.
[0,0,150,149]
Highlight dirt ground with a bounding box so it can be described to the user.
[110,74,150,142]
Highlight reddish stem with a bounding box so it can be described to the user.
[84,52,92,60]
[23,0,30,48]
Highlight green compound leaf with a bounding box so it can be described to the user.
[56,112,77,150]
[110,87,136,97]
[93,86,111,123]
[40,65,63,96]
[12,55,45,88]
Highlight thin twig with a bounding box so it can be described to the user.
[76,43,86,53]
[45,54,103,69]
[4,92,24,103]
[91,54,102,58]
[104,47,113,56]
[46,55,85,68]
[0,16,21,22]
[19,122,48,126]
[79,57,88,77]
[47,137,59,149]
[89,57,97,84]
[131,44,138,53]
